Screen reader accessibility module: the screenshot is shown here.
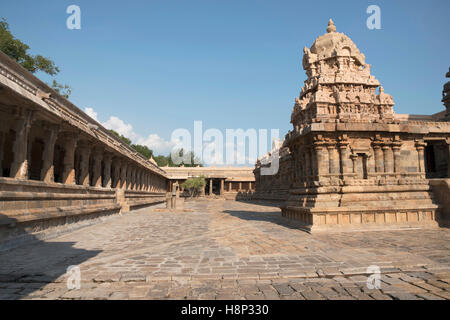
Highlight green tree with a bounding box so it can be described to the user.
[109,129,131,145]
[171,148,203,167]
[0,18,71,97]
[50,79,72,99]
[181,176,206,198]
[131,144,153,159]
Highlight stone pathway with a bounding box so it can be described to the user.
[0,199,449,300]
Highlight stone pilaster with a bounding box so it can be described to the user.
[415,141,426,176]
[313,143,329,179]
[328,144,340,175]
[102,153,113,188]
[40,124,59,182]
[304,148,311,180]
[382,145,394,174]
[350,153,358,174]
[10,109,34,179]
[392,142,402,175]
[373,143,384,174]
[338,140,351,177]
[77,141,91,186]
[91,147,103,187]
[61,133,78,184]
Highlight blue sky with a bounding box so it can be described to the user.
[1,0,449,160]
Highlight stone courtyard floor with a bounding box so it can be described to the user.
[0,199,449,300]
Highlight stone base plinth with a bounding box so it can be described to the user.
[281,206,438,233]
[281,181,440,232]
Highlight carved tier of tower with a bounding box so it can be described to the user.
[291,19,395,129]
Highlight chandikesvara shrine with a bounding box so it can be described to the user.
[254,20,450,232]
[0,19,449,245]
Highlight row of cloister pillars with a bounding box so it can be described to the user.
[0,107,165,192]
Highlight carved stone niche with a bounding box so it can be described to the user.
[349,147,372,180]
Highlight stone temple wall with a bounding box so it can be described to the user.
[0,51,168,244]
[254,20,450,232]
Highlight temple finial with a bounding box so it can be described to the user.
[327,19,336,33]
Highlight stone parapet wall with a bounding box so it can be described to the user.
[124,189,166,210]
[0,177,166,244]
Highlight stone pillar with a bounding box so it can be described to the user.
[61,133,78,184]
[447,142,450,178]
[135,169,140,190]
[238,182,242,191]
[249,181,252,190]
[209,178,213,195]
[120,161,128,189]
[133,167,139,190]
[10,110,34,179]
[112,157,121,188]
[373,144,384,173]
[127,166,132,190]
[415,141,426,175]
[91,147,103,187]
[77,141,91,186]
[128,166,134,190]
[40,124,59,182]
[103,153,113,188]
[142,172,147,191]
[228,181,232,192]
[220,179,224,195]
[0,130,6,176]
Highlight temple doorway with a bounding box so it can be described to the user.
[425,140,449,178]
[205,178,221,195]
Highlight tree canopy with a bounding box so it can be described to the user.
[0,18,71,98]
[108,130,202,167]
[181,176,206,197]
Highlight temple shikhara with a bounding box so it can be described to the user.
[254,20,450,231]
[0,19,448,245]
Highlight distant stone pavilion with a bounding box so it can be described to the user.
[254,20,450,232]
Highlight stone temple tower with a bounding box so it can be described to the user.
[291,19,395,128]
[443,68,450,120]
[281,20,444,232]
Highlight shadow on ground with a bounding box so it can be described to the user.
[222,209,310,232]
[0,213,101,299]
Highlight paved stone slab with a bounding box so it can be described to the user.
[0,200,448,300]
